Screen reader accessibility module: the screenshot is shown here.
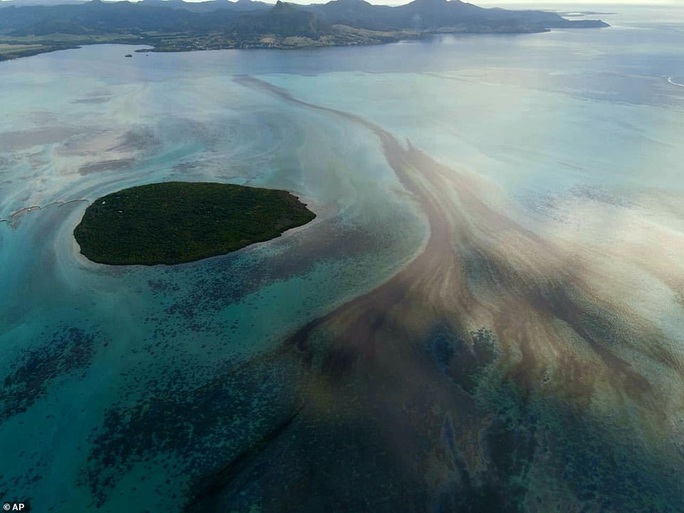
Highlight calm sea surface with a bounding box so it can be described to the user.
[1,5,683,512]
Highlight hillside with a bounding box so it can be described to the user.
[0,0,609,58]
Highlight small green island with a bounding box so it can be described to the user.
[74,182,315,265]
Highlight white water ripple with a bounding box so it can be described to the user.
[667,76,684,88]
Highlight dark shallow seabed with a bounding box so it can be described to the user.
[1,5,684,513]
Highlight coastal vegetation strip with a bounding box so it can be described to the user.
[0,41,73,60]
[73,181,315,265]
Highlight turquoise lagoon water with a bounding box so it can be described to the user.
[1,5,684,512]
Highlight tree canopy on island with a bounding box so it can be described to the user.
[73,182,316,265]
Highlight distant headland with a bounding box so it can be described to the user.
[0,0,609,60]
[73,182,316,265]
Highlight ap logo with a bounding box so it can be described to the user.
[3,503,28,511]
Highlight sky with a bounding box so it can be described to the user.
[207,0,671,4]
[472,0,673,4]
[0,0,675,6]
[181,0,675,5]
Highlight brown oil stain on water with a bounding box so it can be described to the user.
[178,76,684,513]
[87,75,684,513]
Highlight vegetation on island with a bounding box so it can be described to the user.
[73,182,316,265]
[0,0,609,60]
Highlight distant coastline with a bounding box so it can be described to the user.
[0,0,609,61]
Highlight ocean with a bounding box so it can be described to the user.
[1,4,683,512]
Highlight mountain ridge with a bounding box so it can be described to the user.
[0,0,609,59]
